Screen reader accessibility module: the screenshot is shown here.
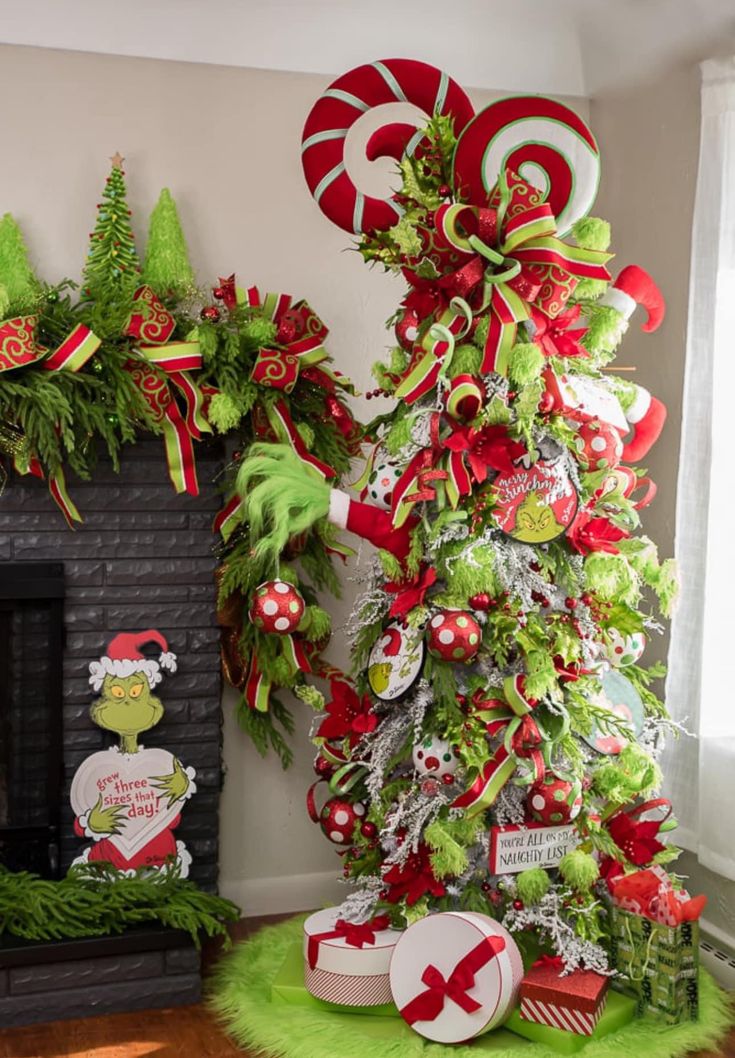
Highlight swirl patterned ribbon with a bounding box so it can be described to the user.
[243,287,331,393]
[0,313,102,524]
[394,169,611,398]
[124,285,208,496]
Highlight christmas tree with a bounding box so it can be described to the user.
[81,153,141,327]
[142,187,196,300]
[0,212,41,316]
[234,59,710,1037]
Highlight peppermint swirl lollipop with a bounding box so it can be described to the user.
[452,96,600,234]
[301,58,474,234]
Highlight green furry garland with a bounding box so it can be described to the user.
[0,862,239,947]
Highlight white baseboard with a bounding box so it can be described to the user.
[220,869,344,918]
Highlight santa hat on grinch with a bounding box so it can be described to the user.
[89,630,177,692]
[601,265,668,463]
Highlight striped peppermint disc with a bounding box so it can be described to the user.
[452,96,600,234]
[301,58,474,234]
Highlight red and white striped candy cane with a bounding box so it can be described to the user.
[453,96,600,235]
[301,58,474,234]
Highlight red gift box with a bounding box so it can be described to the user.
[520,960,609,1036]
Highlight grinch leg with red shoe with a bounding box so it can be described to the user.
[70,630,197,877]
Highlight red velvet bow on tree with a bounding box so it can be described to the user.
[307,915,391,970]
[399,935,507,1025]
[316,678,377,747]
[567,509,629,556]
[385,564,437,619]
[382,844,447,906]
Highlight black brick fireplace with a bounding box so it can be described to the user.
[0,438,226,1025]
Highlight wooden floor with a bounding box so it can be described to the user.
[1,915,733,1058]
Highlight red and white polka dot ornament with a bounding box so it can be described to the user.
[574,419,623,472]
[319,797,366,845]
[249,580,305,635]
[426,609,481,663]
[412,735,460,780]
[602,628,646,668]
[452,96,600,235]
[301,59,474,235]
[361,458,403,511]
[527,773,583,826]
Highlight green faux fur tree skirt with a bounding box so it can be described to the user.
[209,916,732,1058]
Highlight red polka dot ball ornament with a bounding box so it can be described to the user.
[527,774,583,826]
[361,458,403,511]
[319,797,366,845]
[412,735,460,779]
[601,628,646,667]
[249,580,305,635]
[426,609,482,662]
[573,419,623,472]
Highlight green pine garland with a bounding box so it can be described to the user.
[0,862,239,946]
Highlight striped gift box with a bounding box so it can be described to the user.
[520,993,603,1035]
[519,964,608,1037]
[303,907,402,1007]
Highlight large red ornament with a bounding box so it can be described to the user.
[248,580,305,635]
[574,419,623,472]
[319,797,366,845]
[527,774,583,826]
[426,609,481,663]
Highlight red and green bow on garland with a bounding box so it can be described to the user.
[393,168,612,405]
[0,285,210,525]
[213,284,359,541]
[0,311,102,525]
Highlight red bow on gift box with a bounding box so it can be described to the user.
[399,935,507,1025]
[307,914,391,970]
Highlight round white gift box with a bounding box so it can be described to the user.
[389,911,523,1042]
[302,907,402,1007]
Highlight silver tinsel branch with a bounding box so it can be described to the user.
[382,786,452,867]
[503,888,610,974]
[338,878,384,924]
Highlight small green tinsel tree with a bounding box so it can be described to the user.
[82,153,141,310]
[142,187,196,300]
[0,212,41,315]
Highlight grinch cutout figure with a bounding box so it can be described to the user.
[70,630,196,876]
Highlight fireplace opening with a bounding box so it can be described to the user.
[0,562,64,878]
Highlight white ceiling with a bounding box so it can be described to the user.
[1,0,734,96]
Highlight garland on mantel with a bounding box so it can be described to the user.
[0,155,361,765]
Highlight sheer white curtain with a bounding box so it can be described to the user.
[664,58,735,880]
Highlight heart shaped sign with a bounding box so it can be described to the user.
[70,747,189,860]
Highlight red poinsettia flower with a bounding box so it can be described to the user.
[531,304,589,359]
[316,679,378,746]
[607,811,667,867]
[567,509,629,556]
[443,423,526,483]
[385,563,437,619]
[382,843,447,906]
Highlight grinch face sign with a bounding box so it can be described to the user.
[412,736,460,779]
[91,673,163,743]
[492,463,578,544]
